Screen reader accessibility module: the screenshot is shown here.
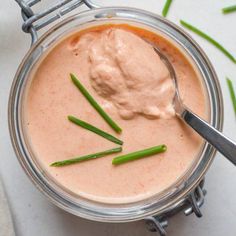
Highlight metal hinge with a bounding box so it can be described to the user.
[145,179,206,235]
[146,216,168,236]
[15,0,100,44]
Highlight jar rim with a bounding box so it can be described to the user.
[8,6,224,222]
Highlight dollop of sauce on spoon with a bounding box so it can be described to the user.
[72,28,175,119]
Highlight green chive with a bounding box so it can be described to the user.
[226,77,236,116]
[162,0,173,17]
[68,115,123,145]
[180,20,236,64]
[51,147,122,167]
[70,73,122,133]
[222,5,236,14]
[112,144,167,165]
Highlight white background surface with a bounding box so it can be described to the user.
[1,1,236,235]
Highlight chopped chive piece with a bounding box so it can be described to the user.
[162,0,173,17]
[180,20,236,64]
[112,144,167,165]
[222,5,236,14]
[51,147,122,167]
[70,73,122,133]
[68,115,123,145]
[226,78,236,116]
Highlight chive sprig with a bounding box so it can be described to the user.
[112,144,167,165]
[70,73,122,133]
[180,20,236,64]
[162,0,173,17]
[222,5,236,14]
[68,115,123,145]
[226,77,236,116]
[51,147,122,167]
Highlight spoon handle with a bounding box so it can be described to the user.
[181,109,236,165]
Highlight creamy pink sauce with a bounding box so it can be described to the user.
[25,25,208,203]
[88,29,175,119]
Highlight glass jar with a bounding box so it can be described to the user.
[8,6,223,226]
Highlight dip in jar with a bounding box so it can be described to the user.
[25,24,209,204]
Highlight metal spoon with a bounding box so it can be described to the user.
[152,45,236,165]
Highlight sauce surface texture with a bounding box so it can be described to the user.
[25,24,208,203]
